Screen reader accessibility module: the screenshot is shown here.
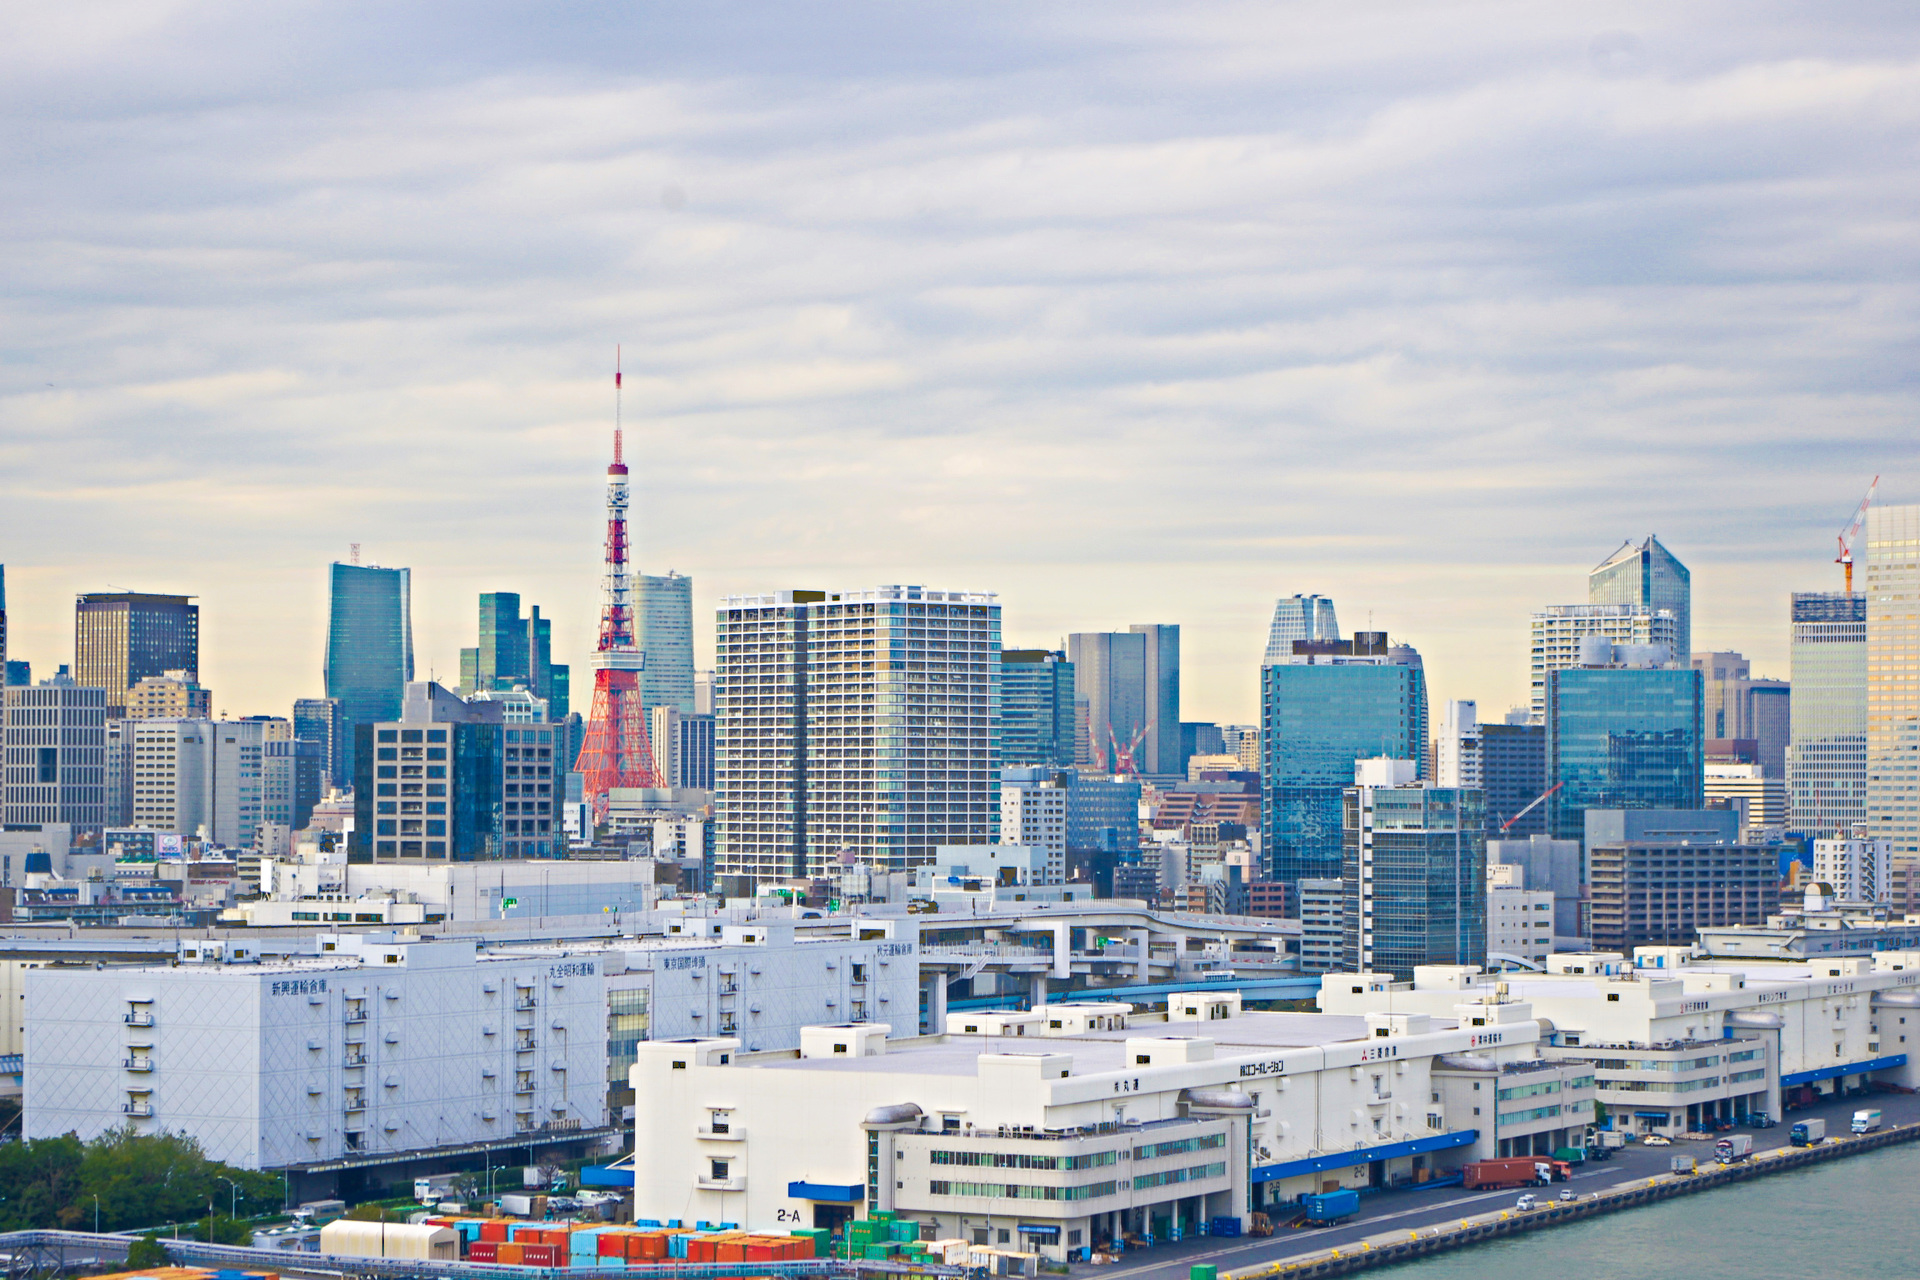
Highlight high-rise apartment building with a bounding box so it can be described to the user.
[293,697,344,793]
[1866,504,1920,861]
[1584,809,1776,950]
[1340,759,1487,978]
[1528,604,1679,723]
[1262,594,1339,665]
[674,713,715,791]
[1812,831,1892,902]
[2,673,107,829]
[999,650,1076,767]
[639,571,697,716]
[999,773,1067,885]
[126,670,213,719]
[1590,535,1691,665]
[1261,631,1427,888]
[714,585,1000,884]
[1435,700,1481,788]
[73,592,199,715]
[1068,626,1179,776]
[324,561,413,780]
[1546,652,1704,844]
[352,682,563,861]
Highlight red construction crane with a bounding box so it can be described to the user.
[1500,782,1564,833]
[1108,723,1152,777]
[1837,476,1879,593]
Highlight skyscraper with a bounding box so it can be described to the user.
[1479,721,1547,836]
[1261,631,1427,888]
[999,649,1076,766]
[639,571,697,716]
[1067,625,1179,775]
[1528,604,1680,723]
[1789,592,1865,839]
[0,565,8,687]
[1545,651,1704,844]
[1866,504,1920,861]
[293,696,344,793]
[73,592,199,715]
[1262,594,1339,665]
[1435,700,1481,788]
[1589,536,1691,666]
[1340,759,1486,978]
[714,585,1000,884]
[2,672,106,829]
[324,561,413,780]
[458,593,570,719]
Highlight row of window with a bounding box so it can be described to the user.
[1133,1133,1227,1161]
[928,1181,1117,1201]
[927,1150,1118,1170]
[1133,1162,1227,1191]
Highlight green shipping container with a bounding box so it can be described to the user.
[863,1245,896,1260]
[890,1221,919,1243]
[1191,1267,1219,1280]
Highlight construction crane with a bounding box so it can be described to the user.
[1837,475,1879,593]
[1499,782,1564,833]
[1108,723,1152,777]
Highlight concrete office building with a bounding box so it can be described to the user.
[1812,832,1894,903]
[1479,721,1546,836]
[1000,774,1067,883]
[1220,725,1259,773]
[1694,651,1754,741]
[1068,627,1179,777]
[628,992,1552,1254]
[264,737,324,836]
[1297,879,1344,973]
[1545,647,1703,844]
[352,682,564,862]
[715,586,1000,884]
[1590,536,1691,670]
[126,671,212,719]
[1000,650,1076,767]
[1866,505,1920,861]
[1528,604,1681,724]
[24,933,611,1187]
[1487,835,1584,944]
[325,561,413,781]
[1262,632,1427,889]
[73,592,199,716]
[124,718,275,847]
[673,713,715,792]
[1486,865,1555,967]
[1750,679,1791,780]
[1583,809,1779,951]
[639,572,697,716]
[2,674,107,830]
[1789,592,1867,839]
[1262,594,1340,665]
[1704,764,1788,840]
[1341,760,1486,978]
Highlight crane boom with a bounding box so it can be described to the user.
[1500,782,1564,832]
[1837,475,1879,593]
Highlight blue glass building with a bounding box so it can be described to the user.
[324,562,413,779]
[1261,634,1427,887]
[1000,650,1076,766]
[1342,783,1487,977]
[1546,666,1704,843]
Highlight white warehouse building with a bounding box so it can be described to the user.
[627,991,1569,1259]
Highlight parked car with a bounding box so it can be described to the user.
[1642,1134,1672,1146]
[1556,1190,1577,1202]
[1514,1194,1538,1211]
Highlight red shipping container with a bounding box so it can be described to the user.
[599,1234,630,1257]
[469,1242,499,1263]
[716,1242,745,1263]
[636,1235,667,1261]
[521,1243,562,1267]
[688,1239,717,1263]
[482,1221,511,1242]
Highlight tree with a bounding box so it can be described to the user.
[125,1235,169,1268]
[76,1126,280,1232]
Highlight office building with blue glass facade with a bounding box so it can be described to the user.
[325,562,413,780]
[1000,650,1076,766]
[1341,771,1487,978]
[1261,632,1427,888]
[1545,665,1703,844]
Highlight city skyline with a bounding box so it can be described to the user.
[6,8,1920,725]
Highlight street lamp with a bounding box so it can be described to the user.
[91,1195,100,1234]
[216,1176,239,1220]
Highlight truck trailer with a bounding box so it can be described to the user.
[1463,1158,1552,1190]
[1714,1134,1753,1163]
[1298,1190,1360,1226]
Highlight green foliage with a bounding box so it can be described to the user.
[344,1203,402,1223]
[196,1213,256,1244]
[0,1125,280,1233]
[124,1235,170,1268]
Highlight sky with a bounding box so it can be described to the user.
[3,2,1918,725]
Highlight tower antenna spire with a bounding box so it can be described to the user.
[614,345,623,466]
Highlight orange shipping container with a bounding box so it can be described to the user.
[637,1235,668,1260]
[599,1234,630,1257]
[716,1242,746,1263]
[497,1242,524,1265]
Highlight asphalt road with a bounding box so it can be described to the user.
[1091,1090,1920,1280]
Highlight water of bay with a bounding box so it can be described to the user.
[1374,1144,1920,1280]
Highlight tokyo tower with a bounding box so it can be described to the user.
[574,349,664,821]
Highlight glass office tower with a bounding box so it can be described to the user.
[73,592,199,713]
[1263,594,1340,664]
[1589,536,1691,668]
[1866,504,1920,860]
[1341,782,1487,977]
[1000,649,1076,766]
[1546,666,1704,842]
[324,562,413,780]
[1789,592,1865,839]
[639,571,697,715]
[1261,635,1427,887]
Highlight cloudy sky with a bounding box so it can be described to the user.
[3,2,1917,724]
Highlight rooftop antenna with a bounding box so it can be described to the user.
[349,544,361,566]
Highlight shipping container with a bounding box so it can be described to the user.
[468,1241,499,1263]
[1462,1158,1551,1190]
[1298,1190,1359,1225]
[1192,1266,1219,1280]
[320,1221,459,1262]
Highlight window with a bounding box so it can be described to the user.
[710,1160,729,1181]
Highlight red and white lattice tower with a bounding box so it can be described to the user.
[574,348,664,821]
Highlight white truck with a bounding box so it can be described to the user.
[415,1174,461,1203]
[1851,1108,1883,1134]
[1714,1134,1753,1163]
